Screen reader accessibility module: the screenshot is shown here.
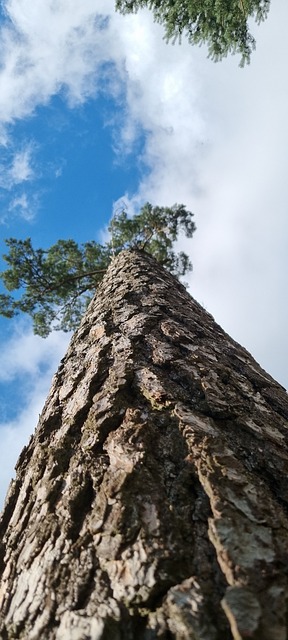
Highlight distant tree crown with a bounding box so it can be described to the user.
[0,203,195,337]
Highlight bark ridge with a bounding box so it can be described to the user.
[0,249,288,640]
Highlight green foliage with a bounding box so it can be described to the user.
[0,237,110,337]
[115,0,270,65]
[0,203,195,337]
[110,202,195,274]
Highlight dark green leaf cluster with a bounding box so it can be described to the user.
[0,203,195,337]
[115,0,270,65]
[109,202,195,275]
[0,238,110,337]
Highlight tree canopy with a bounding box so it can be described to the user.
[0,203,195,337]
[115,0,270,65]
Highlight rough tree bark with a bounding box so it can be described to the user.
[0,249,288,640]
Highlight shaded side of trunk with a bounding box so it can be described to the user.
[0,249,288,640]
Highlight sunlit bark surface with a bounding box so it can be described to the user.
[1,249,288,640]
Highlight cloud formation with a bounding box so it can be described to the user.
[0,141,38,221]
[0,143,34,188]
[9,146,34,183]
[7,192,34,220]
[0,1,116,221]
[0,0,114,125]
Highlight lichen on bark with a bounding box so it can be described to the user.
[0,249,288,640]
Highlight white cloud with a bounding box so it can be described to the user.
[0,321,70,509]
[0,142,35,189]
[0,321,69,381]
[9,145,34,182]
[0,123,10,147]
[7,190,40,221]
[0,141,37,221]
[55,166,63,179]
[0,0,116,220]
[0,0,115,126]
[8,193,31,219]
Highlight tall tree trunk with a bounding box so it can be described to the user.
[0,249,288,640]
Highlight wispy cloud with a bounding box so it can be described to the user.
[0,142,35,188]
[7,191,39,221]
[0,319,70,382]
[0,141,38,221]
[9,146,34,183]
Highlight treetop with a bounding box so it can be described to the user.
[0,203,195,337]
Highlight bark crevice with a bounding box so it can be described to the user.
[1,250,288,640]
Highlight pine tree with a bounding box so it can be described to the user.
[116,0,271,65]
[0,249,287,639]
[0,202,195,337]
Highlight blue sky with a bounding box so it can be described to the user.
[0,93,145,238]
[0,0,288,508]
[0,92,144,419]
